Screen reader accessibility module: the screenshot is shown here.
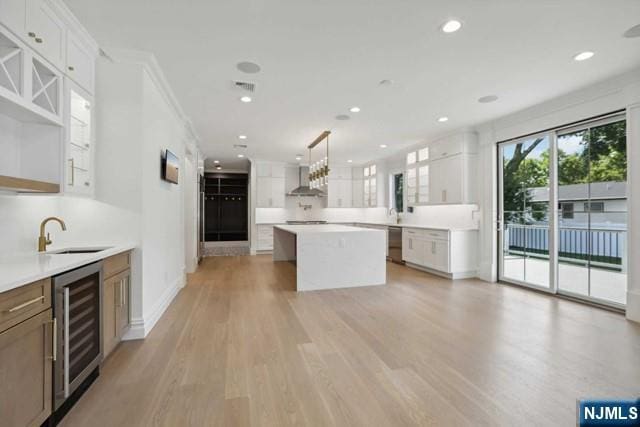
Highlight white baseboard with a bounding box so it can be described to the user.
[626,290,640,323]
[123,273,186,340]
[404,262,477,280]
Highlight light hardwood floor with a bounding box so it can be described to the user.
[61,255,640,426]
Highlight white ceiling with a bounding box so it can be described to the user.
[64,0,640,169]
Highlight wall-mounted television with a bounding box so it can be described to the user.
[161,149,179,184]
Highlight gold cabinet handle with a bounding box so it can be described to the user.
[68,159,75,185]
[120,279,125,307]
[47,318,57,361]
[7,295,44,313]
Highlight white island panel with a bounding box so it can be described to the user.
[273,225,386,291]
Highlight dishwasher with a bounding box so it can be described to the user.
[387,226,403,264]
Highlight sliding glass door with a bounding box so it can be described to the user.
[498,134,551,290]
[498,113,627,308]
[556,117,627,306]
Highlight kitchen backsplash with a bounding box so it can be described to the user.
[255,198,480,229]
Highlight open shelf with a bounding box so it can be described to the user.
[0,174,59,193]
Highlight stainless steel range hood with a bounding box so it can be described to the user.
[286,166,325,197]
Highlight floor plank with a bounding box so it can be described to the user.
[60,255,640,426]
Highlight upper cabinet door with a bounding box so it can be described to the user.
[25,0,65,70]
[66,31,94,93]
[0,0,27,36]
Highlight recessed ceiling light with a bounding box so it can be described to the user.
[437,116,449,123]
[347,159,353,163]
[349,106,361,113]
[213,160,220,164]
[623,24,640,38]
[295,154,303,161]
[238,135,247,139]
[240,96,252,103]
[478,95,498,103]
[237,154,245,158]
[236,61,261,73]
[441,20,462,33]
[380,144,388,148]
[335,114,350,121]
[573,51,594,61]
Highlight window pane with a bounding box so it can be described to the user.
[418,147,429,162]
[370,164,376,175]
[407,152,416,165]
[364,167,370,177]
[418,165,429,203]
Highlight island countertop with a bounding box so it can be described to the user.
[273,224,378,234]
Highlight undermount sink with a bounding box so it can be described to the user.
[49,247,112,254]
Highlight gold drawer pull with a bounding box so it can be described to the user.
[7,296,45,313]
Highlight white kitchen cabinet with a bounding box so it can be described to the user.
[327,178,352,208]
[30,53,62,120]
[406,132,478,206]
[429,153,476,204]
[256,224,275,251]
[351,167,364,207]
[402,227,477,279]
[65,30,93,92]
[402,229,426,265]
[0,0,26,37]
[257,162,284,178]
[255,162,285,208]
[25,0,65,71]
[429,131,477,160]
[64,80,94,195]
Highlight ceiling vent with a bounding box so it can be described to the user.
[234,144,247,149]
[234,81,256,93]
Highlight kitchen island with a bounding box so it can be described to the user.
[273,224,386,291]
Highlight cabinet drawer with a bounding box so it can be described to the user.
[422,229,449,240]
[403,228,425,238]
[103,251,131,279]
[0,278,51,333]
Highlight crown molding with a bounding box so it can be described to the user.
[102,48,201,147]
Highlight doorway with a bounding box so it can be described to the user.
[498,113,627,308]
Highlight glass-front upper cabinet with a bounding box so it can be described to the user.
[65,81,94,195]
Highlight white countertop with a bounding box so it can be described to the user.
[260,221,479,232]
[0,243,137,294]
[274,224,381,234]
[350,222,479,232]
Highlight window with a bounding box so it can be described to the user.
[406,167,416,204]
[561,203,574,219]
[406,152,416,165]
[585,202,604,212]
[393,173,404,212]
[364,164,377,207]
[418,165,429,203]
[418,147,429,162]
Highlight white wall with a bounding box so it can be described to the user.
[93,50,198,337]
